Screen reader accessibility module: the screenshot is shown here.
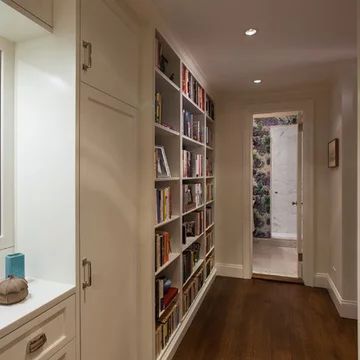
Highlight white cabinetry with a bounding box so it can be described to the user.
[80,0,140,107]
[1,0,53,28]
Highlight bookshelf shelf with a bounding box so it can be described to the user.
[183,259,204,288]
[155,67,180,92]
[155,177,180,182]
[205,246,215,258]
[206,223,215,231]
[182,93,204,115]
[155,123,180,137]
[155,215,180,229]
[155,253,181,276]
[153,29,215,360]
[182,231,205,251]
[182,135,204,147]
[182,203,204,216]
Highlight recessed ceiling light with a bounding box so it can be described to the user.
[245,28,257,36]
[254,79,262,84]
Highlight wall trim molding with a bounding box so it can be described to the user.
[314,273,357,319]
[216,263,244,278]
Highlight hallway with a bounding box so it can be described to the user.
[173,277,357,360]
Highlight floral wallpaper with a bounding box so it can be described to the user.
[253,116,297,238]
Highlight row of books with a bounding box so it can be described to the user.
[206,157,213,177]
[155,231,172,271]
[205,231,214,254]
[155,276,178,318]
[205,125,213,147]
[182,210,205,244]
[182,65,205,110]
[183,183,203,213]
[155,92,162,124]
[206,252,215,278]
[183,265,204,315]
[206,182,214,202]
[183,110,202,142]
[155,302,180,358]
[206,95,215,120]
[183,150,203,178]
[183,242,201,283]
[206,206,214,228]
[156,187,172,224]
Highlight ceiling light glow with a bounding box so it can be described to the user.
[254,79,262,84]
[245,28,257,36]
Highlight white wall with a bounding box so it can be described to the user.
[216,85,331,279]
[271,125,298,239]
[14,0,76,285]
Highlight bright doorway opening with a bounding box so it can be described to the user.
[252,112,303,280]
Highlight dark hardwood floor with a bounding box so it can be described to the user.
[173,276,357,360]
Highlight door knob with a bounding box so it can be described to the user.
[292,201,297,206]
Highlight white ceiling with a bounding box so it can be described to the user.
[153,0,357,93]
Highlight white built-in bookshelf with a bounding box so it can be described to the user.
[154,30,216,359]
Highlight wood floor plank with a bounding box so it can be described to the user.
[173,277,357,360]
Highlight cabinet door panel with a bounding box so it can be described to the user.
[80,0,139,107]
[80,83,138,360]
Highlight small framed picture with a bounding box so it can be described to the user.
[155,145,171,178]
[328,139,339,168]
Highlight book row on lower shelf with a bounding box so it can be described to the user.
[155,187,172,224]
[156,277,179,318]
[155,231,172,272]
[155,300,180,358]
[183,264,204,315]
[206,206,214,227]
[183,110,202,142]
[183,210,204,243]
[183,150,203,178]
[183,183,203,213]
[183,242,201,283]
[205,230,214,254]
[206,182,214,202]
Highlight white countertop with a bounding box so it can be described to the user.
[0,278,76,339]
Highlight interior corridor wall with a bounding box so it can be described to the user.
[215,85,331,279]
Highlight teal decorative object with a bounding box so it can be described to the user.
[5,253,25,279]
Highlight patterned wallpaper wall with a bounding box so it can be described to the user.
[253,115,297,238]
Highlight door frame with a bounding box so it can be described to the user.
[243,100,315,286]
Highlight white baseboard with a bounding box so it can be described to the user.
[216,263,244,278]
[271,232,297,240]
[314,273,357,319]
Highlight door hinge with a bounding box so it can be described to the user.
[298,253,303,262]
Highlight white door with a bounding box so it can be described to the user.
[297,122,304,278]
[80,83,138,360]
[80,0,139,107]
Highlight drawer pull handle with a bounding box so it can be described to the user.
[82,258,92,289]
[27,333,47,354]
[82,40,92,71]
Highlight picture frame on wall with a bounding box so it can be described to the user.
[155,145,171,178]
[328,138,339,168]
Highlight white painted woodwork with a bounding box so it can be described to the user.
[14,0,77,285]
[49,341,75,359]
[0,279,75,339]
[0,295,75,359]
[80,0,140,107]
[80,83,138,360]
[1,0,53,31]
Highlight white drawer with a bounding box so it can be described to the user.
[0,295,75,360]
[49,341,75,360]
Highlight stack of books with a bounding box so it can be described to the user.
[155,231,172,271]
[155,302,180,358]
[206,182,214,202]
[183,266,204,315]
[183,183,203,213]
[183,110,202,142]
[155,277,178,318]
[183,150,203,178]
[206,156,213,177]
[206,95,215,120]
[205,231,214,254]
[155,187,172,224]
[182,210,204,244]
[183,242,201,283]
[182,64,205,110]
[206,206,213,227]
[205,125,213,146]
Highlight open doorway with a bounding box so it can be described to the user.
[252,112,303,281]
